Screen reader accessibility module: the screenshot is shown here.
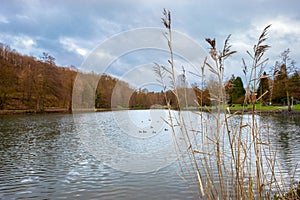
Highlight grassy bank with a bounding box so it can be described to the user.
[2,104,299,115]
[0,108,71,115]
[226,103,300,114]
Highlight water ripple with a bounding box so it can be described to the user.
[1,112,299,199]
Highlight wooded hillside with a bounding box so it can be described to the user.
[1,43,299,113]
[0,44,210,112]
[0,43,77,111]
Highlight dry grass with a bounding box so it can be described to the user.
[155,9,295,199]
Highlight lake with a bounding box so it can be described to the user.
[0,110,300,199]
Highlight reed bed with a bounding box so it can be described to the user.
[155,9,298,199]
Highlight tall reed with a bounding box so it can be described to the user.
[155,9,294,199]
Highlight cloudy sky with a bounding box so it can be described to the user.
[1,0,300,88]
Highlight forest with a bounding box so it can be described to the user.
[0,43,300,113]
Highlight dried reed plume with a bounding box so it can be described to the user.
[154,9,294,199]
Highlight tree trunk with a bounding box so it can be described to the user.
[287,91,291,112]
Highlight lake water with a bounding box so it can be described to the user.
[0,110,300,199]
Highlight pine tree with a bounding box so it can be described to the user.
[224,75,235,104]
[231,76,246,105]
[272,49,298,111]
[288,71,300,103]
[257,72,270,105]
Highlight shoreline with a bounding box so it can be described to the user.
[1,107,300,116]
[227,109,300,115]
[0,108,71,115]
[255,109,300,115]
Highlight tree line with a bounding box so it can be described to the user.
[0,44,210,111]
[0,43,77,112]
[0,43,299,112]
[225,49,300,111]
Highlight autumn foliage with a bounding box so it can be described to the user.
[0,43,77,111]
[0,42,299,112]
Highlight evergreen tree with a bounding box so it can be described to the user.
[272,49,298,111]
[257,72,270,105]
[272,63,287,105]
[289,71,300,103]
[231,76,246,104]
[224,75,235,104]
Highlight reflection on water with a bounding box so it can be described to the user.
[0,113,193,200]
[0,112,299,199]
[261,115,300,180]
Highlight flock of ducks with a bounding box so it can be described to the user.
[138,119,168,134]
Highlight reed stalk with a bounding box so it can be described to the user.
[155,9,293,199]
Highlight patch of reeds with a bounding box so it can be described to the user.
[155,9,297,199]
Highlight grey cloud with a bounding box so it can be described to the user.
[0,0,299,75]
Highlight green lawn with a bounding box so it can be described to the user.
[227,103,300,111]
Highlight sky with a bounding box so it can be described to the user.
[1,0,300,90]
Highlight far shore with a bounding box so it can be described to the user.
[0,108,71,115]
[1,105,300,116]
[228,109,300,115]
